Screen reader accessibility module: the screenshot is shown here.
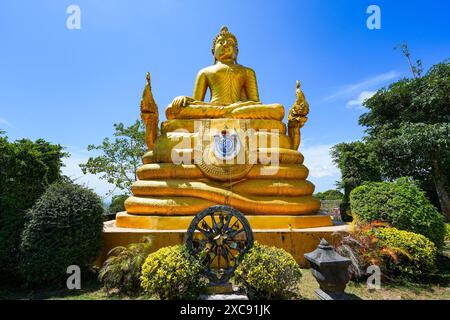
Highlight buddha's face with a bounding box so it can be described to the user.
[214,35,238,62]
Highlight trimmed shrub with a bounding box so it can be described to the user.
[372,227,437,276]
[99,237,153,296]
[20,182,104,287]
[234,242,302,300]
[140,245,208,300]
[350,178,445,247]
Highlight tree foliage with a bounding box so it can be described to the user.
[0,134,67,281]
[108,194,129,214]
[332,60,450,220]
[80,121,146,194]
[314,189,344,201]
[331,141,382,218]
[360,61,450,131]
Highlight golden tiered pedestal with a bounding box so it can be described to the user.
[101,118,344,266]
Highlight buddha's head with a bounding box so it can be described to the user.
[212,26,238,64]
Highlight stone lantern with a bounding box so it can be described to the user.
[304,238,352,300]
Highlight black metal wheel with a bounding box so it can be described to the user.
[186,205,253,285]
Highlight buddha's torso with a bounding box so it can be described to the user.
[201,63,249,105]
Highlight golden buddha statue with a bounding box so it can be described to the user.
[165,26,284,121]
[117,26,331,231]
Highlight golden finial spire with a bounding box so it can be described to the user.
[146,71,151,87]
[140,71,159,150]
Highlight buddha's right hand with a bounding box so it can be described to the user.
[171,96,194,111]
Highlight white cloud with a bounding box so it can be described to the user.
[322,70,400,102]
[302,144,340,178]
[62,147,117,201]
[300,145,341,192]
[0,117,14,128]
[346,90,376,109]
[301,144,341,192]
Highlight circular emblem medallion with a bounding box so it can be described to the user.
[196,125,254,182]
[213,131,241,161]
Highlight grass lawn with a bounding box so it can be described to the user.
[1,270,449,300]
[298,268,450,300]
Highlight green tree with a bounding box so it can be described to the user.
[371,123,450,219]
[0,134,67,280]
[109,194,129,214]
[314,189,344,201]
[332,60,450,220]
[80,120,146,195]
[360,61,449,132]
[361,61,450,219]
[394,42,423,79]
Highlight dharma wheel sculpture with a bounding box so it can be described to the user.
[186,205,254,285]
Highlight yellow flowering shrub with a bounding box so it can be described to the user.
[140,245,208,300]
[234,242,302,299]
[371,227,438,276]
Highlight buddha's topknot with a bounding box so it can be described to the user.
[211,26,238,55]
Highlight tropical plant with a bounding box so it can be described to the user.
[99,237,153,296]
[335,219,438,279]
[334,221,403,280]
[234,242,302,300]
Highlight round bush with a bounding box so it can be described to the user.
[350,178,445,247]
[234,242,302,300]
[372,227,437,276]
[20,182,104,286]
[140,245,208,300]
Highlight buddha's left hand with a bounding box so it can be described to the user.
[171,96,194,111]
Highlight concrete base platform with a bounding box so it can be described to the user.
[99,220,349,267]
[116,211,334,230]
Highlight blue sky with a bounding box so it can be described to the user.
[1,0,449,199]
